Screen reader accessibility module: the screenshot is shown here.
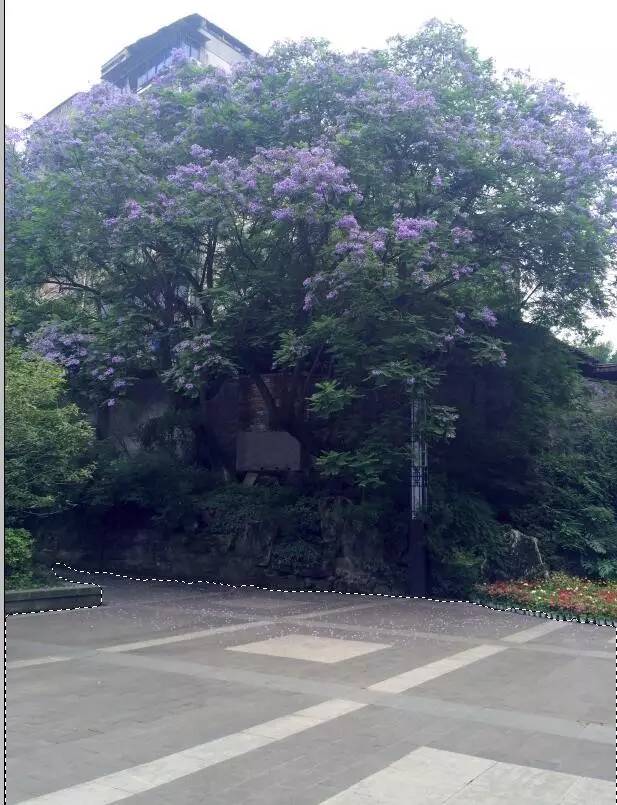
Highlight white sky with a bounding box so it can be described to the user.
[5,0,617,344]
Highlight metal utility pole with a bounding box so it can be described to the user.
[408,393,428,595]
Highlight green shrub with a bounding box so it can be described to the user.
[81,447,215,534]
[203,484,300,543]
[5,347,94,525]
[427,483,507,595]
[280,496,321,543]
[271,540,322,573]
[5,527,35,586]
[514,384,617,579]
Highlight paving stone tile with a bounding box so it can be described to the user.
[228,633,391,664]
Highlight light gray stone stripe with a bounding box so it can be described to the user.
[97,619,274,653]
[368,644,506,693]
[502,619,568,643]
[318,746,615,804]
[6,656,71,670]
[13,699,365,805]
[320,746,495,803]
[282,601,385,620]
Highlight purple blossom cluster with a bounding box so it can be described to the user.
[393,217,438,241]
[451,226,474,244]
[167,333,215,391]
[451,265,474,280]
[173,334,213,355]
[168,145,361,228]
[251,146,359,213]
[28,324,135,408]
[337,214,359,231]
[166,335,237,397]
[125,200,143,220]
[303,292,315,312]
[302,264,357,310]
[273,207,294,221]
[29,325,93,369]
[194,72,230,101]
[411,269,432,288]
[190,144,213,160]
[334,218,388,260]
[443,321,468,345]
[478,306,498,327]
[345,70,436,119]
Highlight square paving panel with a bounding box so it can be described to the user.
[227,633,390,664]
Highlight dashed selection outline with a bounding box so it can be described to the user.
[4,563,615,804]
[5,561,614,628]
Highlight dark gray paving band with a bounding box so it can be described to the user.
[93,648,613,745]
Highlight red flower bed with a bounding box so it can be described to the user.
[476,573,617,621]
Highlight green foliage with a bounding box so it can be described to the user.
[515,383,617,578]
[82,448,214,533]
[4,528,34,584]
[308,380,358,417]
[281,496,321,543]
[579,340,617,363]
[430,357,617,590]
[272,330,311,369]
[427,483,507,595]
[5,347,94,525]
[315,449,386,490]
[434,324,580,509]
[271,540,322,574]
[202,484,298,541]
[424,405,459,442]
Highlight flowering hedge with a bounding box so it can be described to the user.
[476,573,617,624]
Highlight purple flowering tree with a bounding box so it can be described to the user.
[6,22,616,487]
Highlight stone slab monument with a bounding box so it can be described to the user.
[236,430,302,472]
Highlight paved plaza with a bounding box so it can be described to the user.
[5,570,616,804]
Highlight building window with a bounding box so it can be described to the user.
[135,42,201,89]
[182,41,201,60]
[137,65,156,88]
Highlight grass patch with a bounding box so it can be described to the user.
[475,572,617,624]
[4,566,66,591]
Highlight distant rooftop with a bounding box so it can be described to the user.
[572,347,617,382]
[41,14,255,119]
[101,14,255,89]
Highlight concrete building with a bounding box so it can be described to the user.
[43,14,255,119]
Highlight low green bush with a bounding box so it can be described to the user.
[5,527,35,588]
[427,483,508,596]
[5,347,94,524]
[81,447,215,534]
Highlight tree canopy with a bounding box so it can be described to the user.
[6,20,617,491]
